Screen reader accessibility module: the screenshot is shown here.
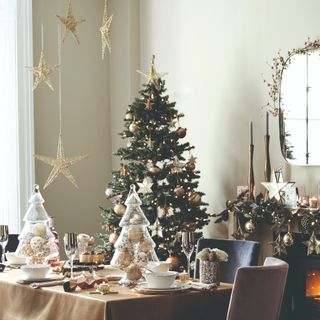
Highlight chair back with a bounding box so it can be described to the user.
[226,257,289,320]
[0,234,19,255]
[194,238,260,283]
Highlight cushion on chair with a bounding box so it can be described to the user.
[194,238,260,283]
[226,257,288,320]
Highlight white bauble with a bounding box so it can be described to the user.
[32,223,47,237]
[127,225,143,243]
[30,236,45,251]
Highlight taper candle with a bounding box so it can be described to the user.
[250,121,253,145]
[266,111,269,135]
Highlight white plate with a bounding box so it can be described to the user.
[17,273,65,284]
[135,281,191,294]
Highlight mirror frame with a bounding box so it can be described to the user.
[265,38,320,164]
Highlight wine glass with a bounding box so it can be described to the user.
[64,233,77,279]
[0,225,9,263]
[181,230,195,276]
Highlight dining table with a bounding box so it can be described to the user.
[0,267,232,320]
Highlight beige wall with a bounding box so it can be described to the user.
[33,0,111,244]
[33,0,320,257]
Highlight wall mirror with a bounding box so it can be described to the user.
[268,39,320,165]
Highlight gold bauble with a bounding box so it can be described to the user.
[283,232,294,247]
[245,220,255,233]
[174,186,185,197]
[114,203,126,215]
[188,192,201,204]
[149,165,161,174]
[185,162,196,171]
[126,265,142,281]
[129,123,139,133]
[166,256,180,270]
[108,233,119,245]
[125,113,133,120]
[176,127,187,138]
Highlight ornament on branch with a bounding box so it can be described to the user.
[174,186,185,197]
[125,112,133,120]
[149,165,161,175]
[100,0,113,58]
[244,219,255,233]
[145,135,155,149]
[270,234,287,256]
[171,156,184,174]
[169,118,177,131]
[188,192,201,204]
[304,231,320,255]
[137,177,153,195]
[108,232,119,245]
[129,122,139,133]
[176,127,187,138]
[149,218,163,238]
[145,99,153,110]
[57,0,85,44]
[113,202,126,216]
[185,154,197,171]
[119,166,129,176]
[283,221,294,247]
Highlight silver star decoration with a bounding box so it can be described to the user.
[303,231,320,255]
[100,0,113,58]
[145,135,155,149]
[269,234,287,256]
[149,218,163,237]
[171,156,184,174]
[137,55,167,90]
[35,134,88,189]
[137,177,153,194]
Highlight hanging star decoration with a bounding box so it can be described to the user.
[26,50,60,91]
[269,234,287,256]
[170,156,184,174]
[303,231,320,255]
[100,0,113,58]
[137,177,153,194]
[35,134,88,189]
[137,55,167,90]
[56,0,85,44]
[145,135,155,149]
[149,218,163,238]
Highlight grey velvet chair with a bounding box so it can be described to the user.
[226,257,289,320]
[194,238,260,283]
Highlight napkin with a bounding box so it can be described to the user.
[190,281,217,291]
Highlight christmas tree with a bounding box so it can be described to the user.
[100,56,210,270]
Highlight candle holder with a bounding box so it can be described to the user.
[248,144,255,201]
[264,134,271,200]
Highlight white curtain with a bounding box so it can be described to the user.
[0,0,34,233]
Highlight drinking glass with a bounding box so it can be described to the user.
[0,225,9,263]
[181,230,195,276]
[64,233,77,279]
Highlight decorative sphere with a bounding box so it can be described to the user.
[283,232,294,247]
[114,203,126,215]
[115,236,132,252]
[149,166,161,174]
[245,220,256,233]
[185,162,196,171]
[30,236,45,251]
[176,127,187,138]
[129,123,139,133]
[109,233,119,245]
[127,225,144,243]
[135,252,148,267]
[105,188,113,198]
[188,192,201,204]
[20,243,33,256]
[174,186,185,197]
[32,223,47,237]
[126,265,142,281]
[125,113,133,120]
[117,251,133,267]
[166,256,180,269]
[39,244,51,257]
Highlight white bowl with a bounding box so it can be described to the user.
[145,271,178,289]
[147,261,171,272]
[21,264,50,280]
[5,252,26,265]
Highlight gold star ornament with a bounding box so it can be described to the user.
[149,218,163,238]
[137,177,153,195]
[57,0,85,44]
[137,55,167,90]
[35,134,88,189]
[100,0,113,58]
[303,231,320,255]
[26,50,60,91]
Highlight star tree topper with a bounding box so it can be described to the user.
[100,0,113,58]
[137,55,167,90]
[57,0,85,44]
[35,134,88,189]
[26,50,60,91]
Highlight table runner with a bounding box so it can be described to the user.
[0,269,232,320]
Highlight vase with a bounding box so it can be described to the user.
[199,260,220,285]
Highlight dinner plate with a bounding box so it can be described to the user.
[135,281,191,294]
[17,273,65,284]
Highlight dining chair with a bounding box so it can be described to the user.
[0,234,19,255]
[194,238,260,283]
[226,257,289,320]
